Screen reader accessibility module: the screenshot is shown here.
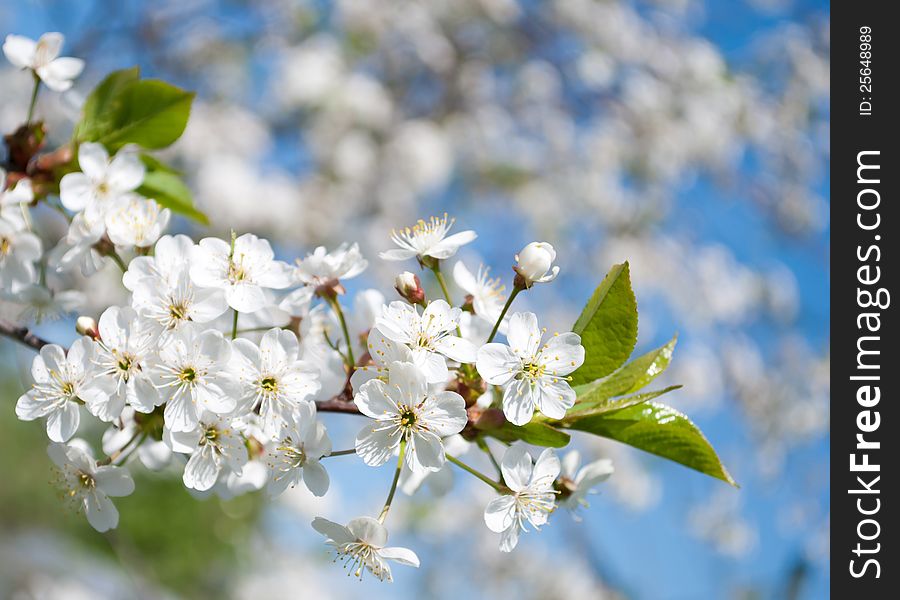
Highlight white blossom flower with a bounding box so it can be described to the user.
[190,233,294,313]
[379,214,476,263]
[374,300,477,383]
[0,217,41,290]
[453,261,506,325]
[48,441,134,532]
[46,211,106,276]
[232,327,320,435]
[3,32,84,91]
[294,242,367,286]
[131,268,228,332]
[311,516,420,582]
[266,402,331,497]
[81,306,161,420]
[122,234,194,291]
[16,340,112,442]
[104,195,171,248]
[476,312,584,425]
[0,169,33,228]
[151,324,240,432]
[514,242,559,286]
[6,284,85,324]
[557,450,614,515]
[484,444,560,552]
[59,143,145,220]
[354,361,467,473]
[166,411,247,491]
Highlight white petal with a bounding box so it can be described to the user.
[501,379,538,426]
[476,343,520,385]
[94,466,135,496]
[506,312,542,357]
[484,494,517,533]
[500,444,533,493]
[3,35,37,69]
[531,448,561,486]
[311,517,355,545]
[354,379,398,419]
[420,391,467,437]
[77,143,110,180]
[183,446,220,491]
[426,230,477,259]
[302,460,330,496]
[347,516,388,547]
[380,546,420,567]
[379,248,418,261]
[432,335,478,364]
[226,282,267,313]
[84,492,119,532]
[355,421,399,467]
[540,332,585,375]
[107,147,145,192]
[46,402,80,442]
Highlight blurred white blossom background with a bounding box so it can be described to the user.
[0,0,828,598]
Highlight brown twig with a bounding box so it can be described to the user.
[0,319,50,351]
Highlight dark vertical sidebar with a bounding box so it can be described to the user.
[832,2,897,596]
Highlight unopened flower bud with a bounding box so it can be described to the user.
[514,242,559,288]
[394,271,425,305]
[75,316,100,340]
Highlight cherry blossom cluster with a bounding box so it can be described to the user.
[0,32,620,583]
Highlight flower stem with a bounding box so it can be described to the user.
[231,309,239,340]
[431,265,453,304]
[107,250,128,273]
[26,73,40,125]
[97,430,143,466]
[323,448,357,458]
[486,286,521,343]
[328,297,356,368]
[378,440,406,523]
[446,454,505,492]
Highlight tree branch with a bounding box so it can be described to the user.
[0,319,50,351]
[0,318,363,415]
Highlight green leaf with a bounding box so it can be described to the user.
[481,420,571,448]
[77,76,195,151]
[569,262,639,386]
[74,67,141,143]
[576,334,678,401]
[563,401,737,486]
[564,385,683,418]
[138,170,209,225]
[140,153,182,175]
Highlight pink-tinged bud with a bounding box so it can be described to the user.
[394,271,425,305]
[75,316,100,340]
[513,242,560,288]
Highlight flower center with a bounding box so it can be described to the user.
[522,360,546,381]
[77,470,96,490]
[178,367,197,383]
[399,407,418,428]
[259,376,278,393]
[228,258,248,284]
[169,301,189,321]
[415,332,433,349]
[60,381,76,397]
[0,237,10,257]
